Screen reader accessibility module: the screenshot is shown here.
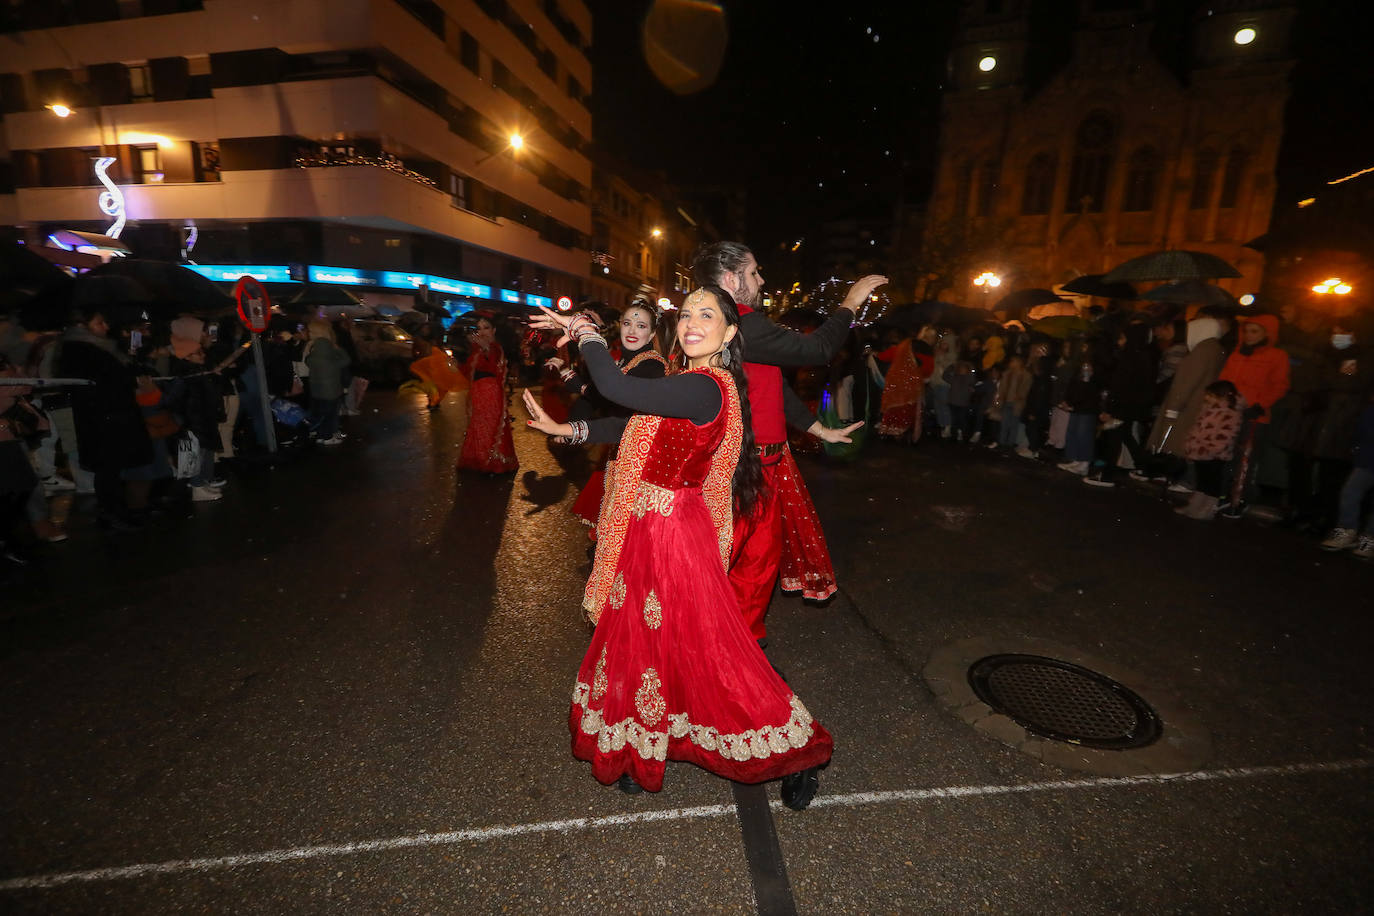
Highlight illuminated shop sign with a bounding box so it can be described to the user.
[187,265,296,283]
[380,271,428,289]
[309,266,381,286]
[500,289,522,304]
[426,276,491,298]
[525,294,552,309]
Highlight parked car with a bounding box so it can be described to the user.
[347,319,414,384]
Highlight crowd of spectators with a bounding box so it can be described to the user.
[800,304,1374,559]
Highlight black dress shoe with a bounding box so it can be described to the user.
[780,766,821,810]
[616,774,643,795]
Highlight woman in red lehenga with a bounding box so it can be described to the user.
[523,287,833,809]
[457,316,518,473]
[558,301,669,537]
[875,327,935,443]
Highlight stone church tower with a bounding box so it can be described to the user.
[925,0,1294,304]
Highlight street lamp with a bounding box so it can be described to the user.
[972,271,1002,288]
[475,132,525,165]
[47,103,72,118]
[1312,277,1353,295]
[651,227,662,238]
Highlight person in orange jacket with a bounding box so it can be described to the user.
[1217,313,1290,517]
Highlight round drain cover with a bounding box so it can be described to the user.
[967,654,1162,750]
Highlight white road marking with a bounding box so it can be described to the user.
[3,758,1370,892]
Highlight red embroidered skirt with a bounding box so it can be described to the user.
[570,487,833,791]
[457,378,518,473]
[775,450,838,601]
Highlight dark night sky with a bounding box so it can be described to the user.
[587,1,1374,275]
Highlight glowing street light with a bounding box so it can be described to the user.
[1312,277,1354,295]
[651,227,662,238]
[1233,27,1256,45]
[972,271,1002,288]
[978,56,997,72]
[47,103,72,118]
[508,132,524,150]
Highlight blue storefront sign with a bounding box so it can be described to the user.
[186,265,296,283]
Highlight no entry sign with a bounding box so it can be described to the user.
[234,275,271,333]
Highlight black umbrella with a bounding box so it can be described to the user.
[1103,249,1241,283]
[285,284,365,312]
[1141,280,1238,308]
[86,259,234,316]
[2,244,75,328]
[992,288,1069,312]
[1060,274,1138,299]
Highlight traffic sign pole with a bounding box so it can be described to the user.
[234,276,277,454]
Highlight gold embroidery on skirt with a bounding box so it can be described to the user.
[634,668,666,726]
[642,590,662,629]
[574,682,817,765]
[592,647,608,700]
[609,572,626,609]
[631,481,675,518]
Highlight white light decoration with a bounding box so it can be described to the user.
[1233,27,1256,45]
[94,157,126,239]
[979,56,997,72]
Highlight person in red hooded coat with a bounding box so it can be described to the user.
[1217,313,1290,517]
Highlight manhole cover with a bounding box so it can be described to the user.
[967,654,1162,750]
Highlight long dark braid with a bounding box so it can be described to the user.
[683,285,764,518]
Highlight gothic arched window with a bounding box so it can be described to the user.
[1220,146,1249,208]
[1021,153,1055,215]
[1064,112,1116,213]
[954,160,974,218]
[1191,149,1219,210]
[977,160,1000,217]
[1123,146,1160,212]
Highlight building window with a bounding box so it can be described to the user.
[1123,146,1160,212]
[1191,149,1219,210]
[1021,153,1055,215]
[1219,146,1248,208]
[567,74,583,104]
[128,65,153,101]
[977,160,1000,217]
[136,145,163,182]
[1064,112,1115,213]
[450,172,468,210]
[954,160,973,219]
[460,32,480,73]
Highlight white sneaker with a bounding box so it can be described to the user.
[1353,535,1374,559]
[940,426,951,439]
[1014,446,1037,459]
[1167,481,1194,494]
[41,475,76,493]
[969,431,982,444]
[1321,528,1359,551]
[318,435,345,447]
[190,485,223,502]
[1057,460,1089,476]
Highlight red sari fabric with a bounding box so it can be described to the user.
[774,447,838,601]
[570,369,833,791]
[457,343,517,473]
[877,340,925,439]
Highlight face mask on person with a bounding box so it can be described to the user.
[1332,333,1354,350]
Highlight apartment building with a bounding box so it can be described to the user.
[0,0,593,312]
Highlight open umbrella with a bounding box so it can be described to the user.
[86,259,234,316]
[1103,250,1241,283]
[1031,315,1099,339]
[1060,274,1138,299]
[1027,301,1080,320]
[1141,280,1238,308]
[2,244,74,328]
[992,288,1069,312]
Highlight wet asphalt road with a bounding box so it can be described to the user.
[3,389,1372,914]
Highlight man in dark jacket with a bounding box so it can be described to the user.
[693,241,884,644]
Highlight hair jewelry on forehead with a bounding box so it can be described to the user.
[684,288,714,308]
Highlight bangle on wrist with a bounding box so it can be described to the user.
[568,419,589,445]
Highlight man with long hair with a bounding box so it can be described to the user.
[692,241,885,644]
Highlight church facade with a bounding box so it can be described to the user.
[924,0,1294,305]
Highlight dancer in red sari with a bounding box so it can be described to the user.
[558,301,669,534]
[457,316,518,473]
[524,287,833,809]
[875,329,934,443]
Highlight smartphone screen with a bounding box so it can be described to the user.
[129,329,143,353]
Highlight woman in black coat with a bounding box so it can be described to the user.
[56,307,153,529]
[1085,322,1158,487]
